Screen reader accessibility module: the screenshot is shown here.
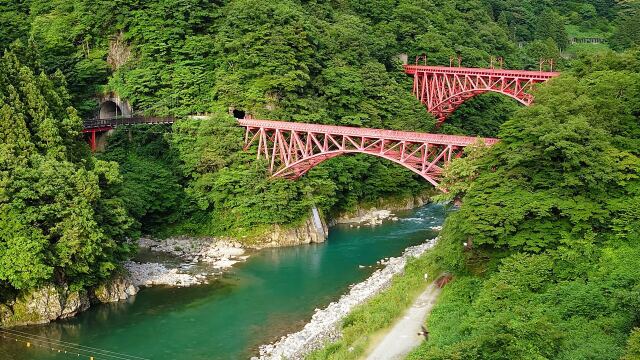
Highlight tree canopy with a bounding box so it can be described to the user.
[412,49,640,360]
[0,44,134,291]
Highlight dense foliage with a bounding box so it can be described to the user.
[0,45,134,294]
[411,49,640,359]
[2,5,639,357]
[9,0,612,119]
[98,125,185,235]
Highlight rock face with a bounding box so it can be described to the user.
[0,276,138,328]
[255,239,437,360]
[92,276,139,303]
[256,209,329,248]
[0,284,90,327]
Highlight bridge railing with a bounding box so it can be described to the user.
[83,116,176,129]
[238,119,499,147]
[402,64,559,79]
[569,37,607,44]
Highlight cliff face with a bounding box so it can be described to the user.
[253,208,329,248]
[0,276,138,328]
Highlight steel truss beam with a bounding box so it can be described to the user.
[239,119,498,189]
[404,65,559,124]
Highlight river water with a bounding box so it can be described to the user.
[0,204,445,360]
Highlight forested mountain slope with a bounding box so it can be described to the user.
[0,46,134,300]
[410,49,640,360]
[1,0,639,338]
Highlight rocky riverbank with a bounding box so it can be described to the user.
[0,237,248,327]
[126,237,248,287]
[0,276,138,328]
[254,238,437,360]
[334,209,399,226]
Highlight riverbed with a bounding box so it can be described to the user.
[0,204,446,360]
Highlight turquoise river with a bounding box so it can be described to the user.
[0,204,446,360]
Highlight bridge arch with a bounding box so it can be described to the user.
[431,88,533,121]
[239,119,498,190]
[273,149,442,187]
[404,64,558,123]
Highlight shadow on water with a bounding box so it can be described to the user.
[0,203,447,360]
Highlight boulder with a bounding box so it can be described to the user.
[1,284,90,327]
[93,276,139,303]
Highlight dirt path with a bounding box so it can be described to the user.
[364,283,441,360]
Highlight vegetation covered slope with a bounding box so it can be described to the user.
[0,45,134,300]
[1,0,639,330]
[409,49,640,360]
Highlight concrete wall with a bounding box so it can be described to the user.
[98,94,132,119]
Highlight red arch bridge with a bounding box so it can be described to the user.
[239,119,498,188]
[404,64,559,124]
[83,64,558,186]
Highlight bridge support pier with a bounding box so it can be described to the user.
[89,130,96,151]
[83,127,113,152]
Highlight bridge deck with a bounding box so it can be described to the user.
[403,64,559,80]
[237,119,498,147]
[83,116,175,131]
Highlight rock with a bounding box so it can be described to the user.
[131,236,251,290]
[211,258,238,268]
[0,303,13,325]
[254,212,329,248]
[93,276,139,303]
[329,193,431,226]
[339,210,393,227]
[125,261,204,287]
[60,291,90,319]
[1,284,91,327]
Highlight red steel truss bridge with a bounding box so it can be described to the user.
[404,64,559,124]
[82,116,175,150]
[239,119,498,188]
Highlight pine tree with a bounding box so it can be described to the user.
[0,47,134,291]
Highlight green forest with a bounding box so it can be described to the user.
[409,49,640,359]
[1,0,640,357]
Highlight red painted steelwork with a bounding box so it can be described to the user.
[404,65,559,123]
[239,119,498,188]
[81,116,174,151]
[82,127,113,151]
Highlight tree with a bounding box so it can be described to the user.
[610,2,640,50]
[0,49,133,290]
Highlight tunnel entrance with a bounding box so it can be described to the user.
[232,109,246,119]
[99,100,123,119]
